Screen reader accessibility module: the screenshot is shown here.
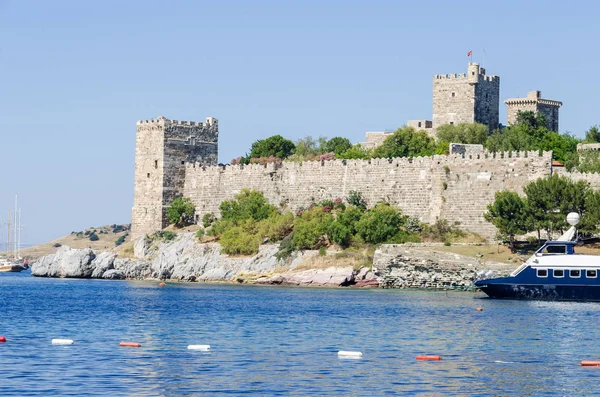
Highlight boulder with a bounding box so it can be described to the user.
[32,246,95,278]
[91,251,117,278]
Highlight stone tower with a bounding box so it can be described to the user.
[432,63,500,132]
[504,91,562,132]
[131,116,218,239]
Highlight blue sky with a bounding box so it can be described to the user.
[0,0,598,245]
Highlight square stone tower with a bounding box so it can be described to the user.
[131,116,218,239]
[432,63,500,133]
[504,91,562,132]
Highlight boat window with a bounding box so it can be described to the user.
[541,245,566,255]
[570,269,581,278]
[587,270,597,278]
[553,269,564,278]
[537,269,548,277]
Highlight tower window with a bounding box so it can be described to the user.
[451,92,455,97]
[147,173,150,178]
[181,161,185,165]
[450,122,454,125]
[418,122,422,127]
[154,160,158,169]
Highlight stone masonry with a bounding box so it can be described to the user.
[505,91,562,132]
[131,116,218,238]
[432,63,500,133]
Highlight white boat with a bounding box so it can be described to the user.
[0,195,27,273]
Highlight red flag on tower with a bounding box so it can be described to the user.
[467,50,472,57]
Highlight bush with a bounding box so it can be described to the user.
[328,221,351,247]
[355,203,406,244]
[153,230,177,241]
[115,234,127,247]
[195,228,205,240]
[166,197,196,227]
[89,233,99,241]
[53,243,62,248]
[202,212,216,228]
[291,207,334,250]
[219,189,277,224]
[220,224,262,255]
[346,190,367,209]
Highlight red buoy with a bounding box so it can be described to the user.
[417,355,442,361]
[119,342,141,348]
[476,307,483,311]
[581,360,600,367]
[0,336,6,343]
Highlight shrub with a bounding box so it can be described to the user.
[291,207,334,250]
[115,235,127,247]
[202,212,216,228]
[355,203,405,244]
[195,228,205,240]
[328,221,351,247]
[346,190,367,209]
[405,217,422,233]
[153,230,177,241]
[53,243,62,248]
[257,212,294,242]
[219,189,277,224]
[89,233,99,242]
[220,224,262,255]
[166,197,196,227]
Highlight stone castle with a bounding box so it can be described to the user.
[131,63,578,240]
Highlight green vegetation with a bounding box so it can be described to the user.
[115,233,128,247]
[204,189,470,257]
[53,243,62,248]
[89,232,99,241]
[202,212,216,228]
[485,175,600,250]
[152,230,177,242]
[373,127,435,158]
[166,197,195,227]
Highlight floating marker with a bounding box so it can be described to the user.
[416,355,442,361]
[159,282,165,287]
[52,339,74,345]
[188,344,211,351]
[0,336,6,343]
[338,351,362,358]
[476,307,483,311]
[581,360,600,367]
[119,342,141,348]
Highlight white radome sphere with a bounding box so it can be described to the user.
[567,212,581,226]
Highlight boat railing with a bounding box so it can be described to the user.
[510,263,528,277]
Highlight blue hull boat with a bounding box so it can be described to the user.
[475,232,600,301]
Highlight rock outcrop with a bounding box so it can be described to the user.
[373,244,515,289]
[31,235,511,289]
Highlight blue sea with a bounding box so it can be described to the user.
[1,272,599,396]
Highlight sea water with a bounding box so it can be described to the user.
[1,272,599,396]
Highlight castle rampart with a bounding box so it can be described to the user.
[182,151,552,240]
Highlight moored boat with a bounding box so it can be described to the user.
[475,213,600,301]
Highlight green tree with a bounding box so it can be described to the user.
[219,189,277,225]
[485,125,535,153]
[515,111,548,130]
[484,191,528,251]
[373,127,435,158]
[338,144,373,160]
[524,175,589,239]
[166,197,196,227]
[435,123,488,145]
[584,125,600,143]
[249,135,295,159]
[537,132,580,163]
[324,137,352,155]
[294,136,322,157]
[291,207,334,250]
[355,203,406,244]
[581,190,600,236]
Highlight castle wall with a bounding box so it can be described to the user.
[132,116,219,239]
[474,74,500,131]
[432,73,475,127]
[183,151,552,240]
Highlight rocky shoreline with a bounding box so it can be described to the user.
[31,233,514,289]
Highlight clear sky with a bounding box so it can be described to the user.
[0,0,598,246]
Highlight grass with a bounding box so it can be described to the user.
[18,224,131,259]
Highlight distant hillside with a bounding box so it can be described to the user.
[18,224,131,259]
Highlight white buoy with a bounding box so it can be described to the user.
[338,350,362,358]
[187,344,210,351]
[52,339,74,345]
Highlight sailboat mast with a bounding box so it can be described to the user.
[7,210,11,258]
[14,195,17,259]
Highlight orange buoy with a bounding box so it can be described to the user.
[119,342,141,348]
[159,282,165,287]
[476,307,483,311]
[0,336,6,343]
[581,360,600,366]
[416,355,442,361]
